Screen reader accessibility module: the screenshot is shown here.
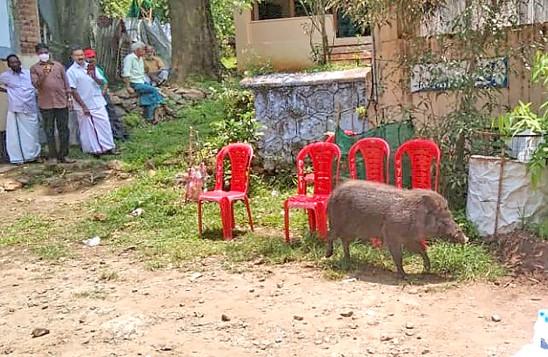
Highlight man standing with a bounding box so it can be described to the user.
[30,43,74,164]
[67,47,116,156]
[83,48,128,141]
[144,45,169,87]
[0,54,41,164]
[122,41,164,124]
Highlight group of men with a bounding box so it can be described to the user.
[0,41,168,165]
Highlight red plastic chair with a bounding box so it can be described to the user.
[394,139,441,191]
[325,130,356,143]
[198,143,254,240]
[304,130,355,184]
[347,137,391,182]
[284,142,341,242]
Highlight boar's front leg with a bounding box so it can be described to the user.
[386,240,406,278]
[406,240,431,274]
[382,226,406,278]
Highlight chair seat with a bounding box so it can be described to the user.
[199,190,246,202]
[286,194,330,209]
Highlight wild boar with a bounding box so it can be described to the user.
[325,180,468,278]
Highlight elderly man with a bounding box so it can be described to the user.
[67,46,116,156]
[30,43,74,164]
[144,45,169,87]
[0,54,41,164]
[122,41,164,124]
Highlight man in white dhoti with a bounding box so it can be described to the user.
[66,47,116,156]
[0,54,41,164]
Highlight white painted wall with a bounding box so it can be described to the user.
[0,0,13,54]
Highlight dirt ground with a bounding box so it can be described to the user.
[1,165,547,357]
[1,248,547,357]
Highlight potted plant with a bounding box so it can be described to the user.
[493,101,545,162]
[491,51,548,186]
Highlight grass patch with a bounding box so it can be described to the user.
[0,214,53,246]
[0,214,71,260]
[32,243,69,261]
[98,270,119,282]
[428,242,504,280]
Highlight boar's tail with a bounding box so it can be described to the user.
[325,230,335,258]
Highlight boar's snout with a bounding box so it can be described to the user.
[455,230,469,244]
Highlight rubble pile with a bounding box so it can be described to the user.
[109,86,208,117]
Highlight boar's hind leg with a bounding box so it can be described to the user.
[407,241,431,274]
[325,230,336,258]
[342,240,351,262]
[386,241,406,278]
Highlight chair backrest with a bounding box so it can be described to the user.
[394,139,441,191]
[296,142,341,195]
[348,138,391,183]
[325,130,357,144]
[214,143,254,193]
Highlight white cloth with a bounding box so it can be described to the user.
[76,106,115,154]
[66,62,107,110]
[6,111,41,164]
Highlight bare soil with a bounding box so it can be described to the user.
[0,161,127,223]
[1,164,547,357]
[1,249,547,357]
[489,232,548,283]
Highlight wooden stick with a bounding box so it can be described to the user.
[494,146,506,236]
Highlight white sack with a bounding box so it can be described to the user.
[466,155,548,236]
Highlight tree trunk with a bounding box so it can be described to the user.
[319,12,329,64]
[45,0,99,62]
[169,0,220,83]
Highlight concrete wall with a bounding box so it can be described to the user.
[241,68,368,169]
[372,15,548,126]
[235,8,369,71]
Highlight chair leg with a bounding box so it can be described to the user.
[197,199,203,238]
[307,209,316,232]
[231,201,236,229]
[315,203,328,240]
[220,198,233,240]
[244,197,254,232]
[284,200,290,243]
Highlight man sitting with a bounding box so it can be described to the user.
[144,45,169,87]
[122,41,164,125]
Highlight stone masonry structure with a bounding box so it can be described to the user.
[241,68,368,170]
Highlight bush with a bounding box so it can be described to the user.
[206,86,263,149]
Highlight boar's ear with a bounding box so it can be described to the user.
[421,192,443,213]
[420,193,441,230]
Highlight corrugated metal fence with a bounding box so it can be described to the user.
[94,17,171,80]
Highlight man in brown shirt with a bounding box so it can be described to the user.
[144,45,169,87]
[30,43,74,164]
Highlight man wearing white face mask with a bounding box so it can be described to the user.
[30,43,75,165]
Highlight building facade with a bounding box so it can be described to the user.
[234,0,372,71]
[0,0,41,160]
